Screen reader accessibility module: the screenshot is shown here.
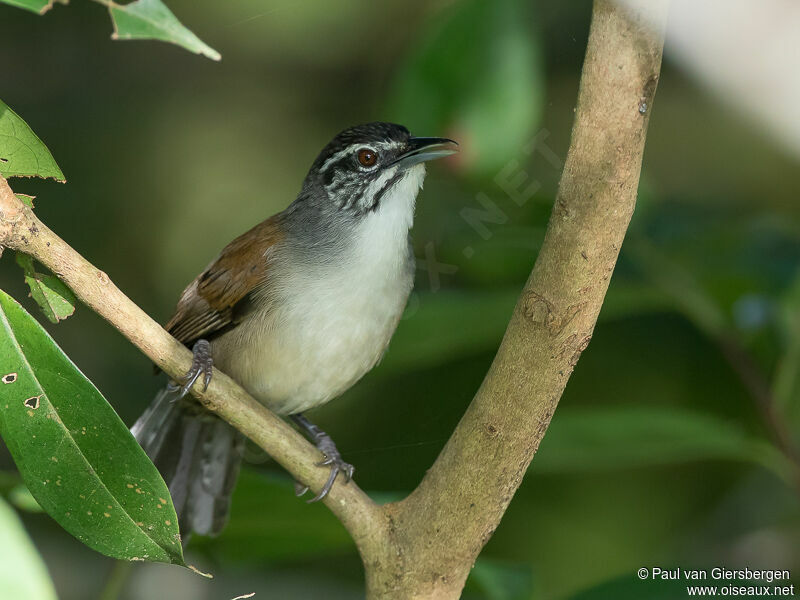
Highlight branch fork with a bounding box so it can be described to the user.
[0,2,668,597]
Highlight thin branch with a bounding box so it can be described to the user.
[0,173,389,560]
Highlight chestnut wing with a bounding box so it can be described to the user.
[165,215,284,346]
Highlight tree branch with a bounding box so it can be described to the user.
[0,173,389,560]
[369,1,669,597]
[0,1,668,597]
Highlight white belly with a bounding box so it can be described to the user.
[212,259,412,415]
[210,165,423,414]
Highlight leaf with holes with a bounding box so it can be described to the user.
[0,290,185,565]
[16,254,76,323]
[0,99,65,182]
[109,0,220,61]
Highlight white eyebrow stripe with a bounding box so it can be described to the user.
[318,140,403,174]
[320,145,361,174]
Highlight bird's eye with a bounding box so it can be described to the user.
[357,148,378,167]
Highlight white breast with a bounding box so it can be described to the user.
[211,164,425,415]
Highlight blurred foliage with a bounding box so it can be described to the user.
[775,273,800,429]
[8,481,44,513]
[0,0,799,598]
[0,495,58,600]
[532,406,792,481]
[467,558,536,600]
[387,0,544,174]
[569,574,688,600]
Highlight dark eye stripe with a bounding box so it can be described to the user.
[347,181,369,211]
[322,156,351,187]
[368,172,404,212]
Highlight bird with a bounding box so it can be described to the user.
[131,122,457,538]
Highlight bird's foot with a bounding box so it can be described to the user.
[167,339,213,400]
[291,414,354,503]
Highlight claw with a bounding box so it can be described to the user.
[294,481,309,497]
[307,464,339,503]
[174,339,213,400]
[290,413,355,503]
[179,369,202,399]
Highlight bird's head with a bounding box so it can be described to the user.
[305,122,457,215]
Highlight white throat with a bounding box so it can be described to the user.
[353,163,425,266]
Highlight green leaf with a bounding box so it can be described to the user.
[0,290,185,565]
[532,406,792,482]
[0,0,50,14]
[0,99,65,182]
[0,496,58,600]
[109,0,221,61]
[0,0,64,15]
[466,558,535,600]
[195,470,353,562]
[387,0,543,174]
[15,253,76,323]
[15,193,35,208]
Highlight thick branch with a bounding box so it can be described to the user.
[0,174,388,559]
[372,2,669,597]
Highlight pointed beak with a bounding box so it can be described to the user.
[393,137,459,170]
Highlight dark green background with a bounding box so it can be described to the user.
[1,0,798,598]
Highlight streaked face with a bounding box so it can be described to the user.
[311,122,456,215]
